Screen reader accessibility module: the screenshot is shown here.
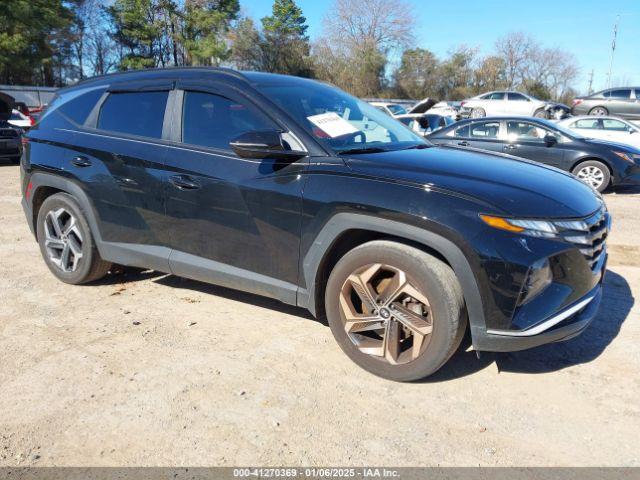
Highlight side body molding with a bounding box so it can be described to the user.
[298,213,488,344]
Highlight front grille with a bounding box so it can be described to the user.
[557,208,609,271]
[0,128,19,139]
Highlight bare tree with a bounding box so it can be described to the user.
[324,0,415,54]
[495,31,533,89]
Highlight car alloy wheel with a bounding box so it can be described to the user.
[338,263,433,365]
[43,207,84,272]
[576,165,605,190]
[590,107,608,116]
[470,108,485,118]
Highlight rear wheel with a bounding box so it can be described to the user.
[36,193,111,284]
[470,107,485,118]
[325,240,467,381]
[589,106,609,116]
[572,160,610,192]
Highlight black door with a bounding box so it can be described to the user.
[163,83,308,304]
[65,84,174,271]
[502,120,564,168]
[465,120,504,152]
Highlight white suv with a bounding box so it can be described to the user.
[461,91,548,119]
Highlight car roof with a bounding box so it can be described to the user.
[62,67,329,94]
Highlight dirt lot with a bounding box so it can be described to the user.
[0,161,639,467]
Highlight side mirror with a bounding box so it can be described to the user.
[544,134,557,146]
[230,130,307,160]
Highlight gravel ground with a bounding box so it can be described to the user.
[0,161,638,467]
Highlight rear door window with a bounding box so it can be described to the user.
[98,91,168,138]
[470,121,500,139]
[181,91,276,150]
[453,125,470,137]
[574,119,600,129]
[507,93,528,101]
[605,89,632,99]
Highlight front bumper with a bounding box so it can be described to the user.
[473,279,603,352]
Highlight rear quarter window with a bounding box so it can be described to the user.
[57,88,105,125]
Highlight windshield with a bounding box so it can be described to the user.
[255,81,427,154]
[387,104,407,115]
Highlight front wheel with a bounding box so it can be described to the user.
[470,107,485,118]
[572,160,610,193]
[325,240,467,381]
[36,193,111,284]
[533,108,548,119]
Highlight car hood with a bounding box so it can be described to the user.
[408,98,437,114]
[345,146,602,218]
[582,137,640,153]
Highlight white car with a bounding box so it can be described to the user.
[8,109,32,129]
[369,102,408,117]
[461,91,548,119]
[558,116,640,149]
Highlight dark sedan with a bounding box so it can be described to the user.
[427,116,640,192]
[571,87,640,120]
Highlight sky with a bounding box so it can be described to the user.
[240,0,640,93]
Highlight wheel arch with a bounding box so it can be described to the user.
[570,156,613,177]
[298,213,486,340]
[28,173,104,248]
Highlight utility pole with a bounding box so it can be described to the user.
[607,15,620,91]
[588,69,594,94]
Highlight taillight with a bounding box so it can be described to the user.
[29,116,35,126]
[572,99,583,106]
[460,101,467,107]
[25,182,33,201]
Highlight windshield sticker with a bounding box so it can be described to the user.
[307,112,359,138]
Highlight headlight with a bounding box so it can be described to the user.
[613,151,640,163]
[480,215,558,238]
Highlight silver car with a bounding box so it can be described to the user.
[571,87,640,120]
[460,91,548,119]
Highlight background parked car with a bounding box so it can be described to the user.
[0,93,23,163]
[571,87,640,120]
[8,109,34,130]
[460,91,548,119]
[559,116,640,149]
[0,85,57,116]
[369,101,409,117]
[397,113,455,136]
[427,116,640,192]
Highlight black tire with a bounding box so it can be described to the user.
[470,107,485,118]
[533,108,548,119]
[36,192,111,284]
[325,240,467,381]
[572,160,611,193]
[589,106,609,116]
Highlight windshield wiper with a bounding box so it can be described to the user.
[337,147,388,155]
[401,143,430,150]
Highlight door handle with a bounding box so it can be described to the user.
[71,156,91,167]
[457,141,470,146]
[504,144,518,150]
[169,175,200,190]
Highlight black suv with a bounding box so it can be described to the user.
[21,68,609,381]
